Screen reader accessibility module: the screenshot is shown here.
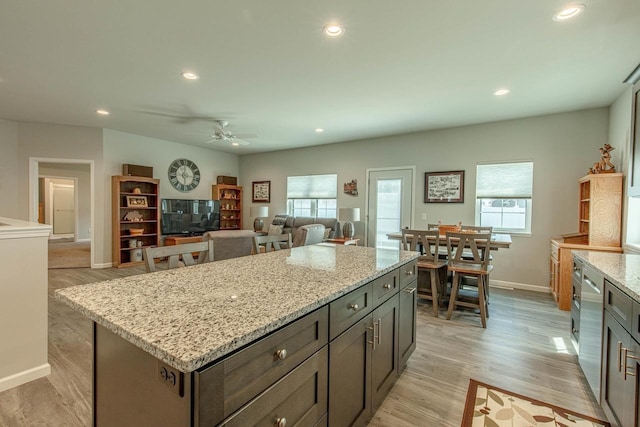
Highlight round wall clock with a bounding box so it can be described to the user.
[168,158,201,192]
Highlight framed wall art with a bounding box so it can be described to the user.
[252,181,271,203]
[424,170,465,203]
[125,195,148,207]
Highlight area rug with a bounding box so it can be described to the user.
[462,379,610,427]
[48,240,91,269]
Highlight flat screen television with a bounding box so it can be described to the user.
[160,199,220,236]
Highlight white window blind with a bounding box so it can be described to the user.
[287,174,337,199]
[476,162,534,198]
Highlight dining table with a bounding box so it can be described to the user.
[387,230,512,309]
[386,231,512,251]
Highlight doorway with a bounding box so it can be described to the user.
[366,167,415,248]
[29,158,95,268]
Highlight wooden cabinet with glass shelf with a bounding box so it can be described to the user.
[112,176,160,267]
[212,184,243,230]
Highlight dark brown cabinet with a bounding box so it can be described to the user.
[602,310,635,427]
[398,279,417,369]
[601,280,640,427]
[328,295,400,427]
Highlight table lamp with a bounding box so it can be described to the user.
[339,208,360,239]
[250,206,269,232]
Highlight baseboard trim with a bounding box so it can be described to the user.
[93,262,114,269]
[491,280,550,293]
[0,363,51,393]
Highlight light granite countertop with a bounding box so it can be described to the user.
[56,244,418,373]
[573,250,640,302]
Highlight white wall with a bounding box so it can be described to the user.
[240,108,610,290]
[0,119,19,218]
[103,129,239,263]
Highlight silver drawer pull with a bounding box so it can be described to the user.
[572,328,578,333]
[405,269,414,275]
[383,284,392,290]
[404,287,416,294]
[348,303,359,311]
[276,417,287,427]
[275,349,287,360]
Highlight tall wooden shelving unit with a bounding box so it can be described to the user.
[112,176,160,267]
[550,173,623,310]
[212,184,243,230]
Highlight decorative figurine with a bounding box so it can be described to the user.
[590,143,616,174]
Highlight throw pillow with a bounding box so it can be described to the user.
[268,224,283,235]
[323,228,332,240]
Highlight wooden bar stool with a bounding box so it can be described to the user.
[402,229,447,317]
[445,231,492,328]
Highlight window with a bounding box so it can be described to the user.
[475,162,533,233]
[287,174,337,218]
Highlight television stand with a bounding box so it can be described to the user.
[164,235,203,246]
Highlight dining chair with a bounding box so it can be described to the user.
[143,240,214,273]
[445,231,492,328]
[253,233,292,254]
[402,229,447,317]
[459,225,493,297]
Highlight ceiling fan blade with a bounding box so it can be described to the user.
[233,133,258,139]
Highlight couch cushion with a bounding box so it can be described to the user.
[292,224,326,247]
[268,224,283,235]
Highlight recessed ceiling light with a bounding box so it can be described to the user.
[494,89,510,96]
[95,109,110,116]
[181,71,199,80]
[553,4,585,21]
[315,128,324,133]
[323,24,345,38]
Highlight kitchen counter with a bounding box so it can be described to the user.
[56,244,419,373]
[573,250,640,303]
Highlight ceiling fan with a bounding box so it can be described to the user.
[205,120,257,146]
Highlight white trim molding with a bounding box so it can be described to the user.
[490,279,550,293]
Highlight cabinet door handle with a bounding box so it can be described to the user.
[348,303,359,311]
[624,347,639,380]
[368,320,378,350]
[275,349,287,360]
[383,284,392,290]
[377,318,382,346]
[404,287,417,294]
[275,417,287,427]
[405,269,414,276]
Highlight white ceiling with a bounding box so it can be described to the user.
[1,1,639,155]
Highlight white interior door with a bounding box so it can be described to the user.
[366,168,414,248]
[53,184,75,235]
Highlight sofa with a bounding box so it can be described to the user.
[269,215,342,240]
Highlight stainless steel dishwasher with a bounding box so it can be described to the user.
[578,264,605,403]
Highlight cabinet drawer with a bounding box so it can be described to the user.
[372,269,399,304]
[398,260,418,287]
[329,282,374,341]
[220,346,328,427]
[604,280,633,331]
[195,306,328,426]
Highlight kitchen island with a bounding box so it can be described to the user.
[57,243,419,426]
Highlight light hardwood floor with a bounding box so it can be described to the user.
[0,268,604,426]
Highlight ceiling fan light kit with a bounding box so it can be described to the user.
[203,119,256,146]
